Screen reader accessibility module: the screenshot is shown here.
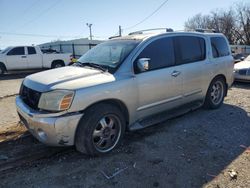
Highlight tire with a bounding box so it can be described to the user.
[75,103,126,156]
[0,64,5,75]
[204,77,226,109]
[51,61,65,68]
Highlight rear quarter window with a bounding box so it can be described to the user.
[210,37,230,58]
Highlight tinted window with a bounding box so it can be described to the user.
[211,37,230,58]
[28,47,36,54]
[136,37,175,72]
[175,36,206,64]
[7,47,25,55]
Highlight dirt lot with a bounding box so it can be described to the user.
[0,73,249,188]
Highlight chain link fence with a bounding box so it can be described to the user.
[40,43,98,58]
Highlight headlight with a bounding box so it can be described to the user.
[233,69,239,73]
[38,90,74,111]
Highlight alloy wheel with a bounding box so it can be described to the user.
[210,80,224,105]
[92,114,121,152]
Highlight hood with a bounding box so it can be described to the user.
[23,66,116,92]
[234,60,250,70]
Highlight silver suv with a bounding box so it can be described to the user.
[16,29,234,156]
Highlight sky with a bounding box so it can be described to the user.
[0,0,247,49]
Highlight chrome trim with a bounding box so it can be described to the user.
[183,89,202,97]
[171,70,181,77]
[137,95,182,111]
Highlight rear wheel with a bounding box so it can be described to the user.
[204,77,226,109]
[51,61,65,68]
[75,103,126,156]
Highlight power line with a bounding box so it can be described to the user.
[123,0,169,30]
[0,31,82,39]
[16,0,62,31]
[20,0,42,17]
[5,0,42,32]
[0,31,108,40]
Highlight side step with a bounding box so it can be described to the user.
[129,100,203,131]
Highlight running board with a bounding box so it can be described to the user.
[129,100,203,131]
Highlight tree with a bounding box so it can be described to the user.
[184,2,250,45]
[236,3,250,45]
[184,13,212,30]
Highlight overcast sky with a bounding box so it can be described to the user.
[0,0,247,49]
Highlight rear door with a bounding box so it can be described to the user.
[174,35,206,103]
[134,36,183,119]
[26,46,43,69]
[5,47,27,70]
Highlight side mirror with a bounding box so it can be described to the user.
[137,58,150,72]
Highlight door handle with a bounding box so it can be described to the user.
[21,56,27,58]
[171,70,181,77]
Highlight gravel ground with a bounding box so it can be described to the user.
[0,75,249,188]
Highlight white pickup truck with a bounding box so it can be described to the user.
[0,46,71,75]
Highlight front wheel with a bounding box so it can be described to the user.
[204,77,226,109]
[0,64,5,75]
[75,103,126,156]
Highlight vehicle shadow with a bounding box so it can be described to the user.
[233,81,250,89]
[0,104,249,188]
[118,103,250,187]
[0,70,42,81]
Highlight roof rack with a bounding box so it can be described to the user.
[128,28,174,35]
[108,35,121,39]
[175,28,220,33]
[194,28,219,33]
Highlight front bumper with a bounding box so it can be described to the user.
[234,72,250,82]
[16,96,83,146]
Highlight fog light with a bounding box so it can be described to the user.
[37,129,48,142]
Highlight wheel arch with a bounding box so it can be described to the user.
[51,59,65,68]
[0,62,7,72]
[81,99,130,127]
[207,74,228,97]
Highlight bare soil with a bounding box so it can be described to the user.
[0,75,249,188]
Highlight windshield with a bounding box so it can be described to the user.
[0,47,11,54]
[78,40,140,72]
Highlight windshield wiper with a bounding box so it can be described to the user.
[75,62,108,72]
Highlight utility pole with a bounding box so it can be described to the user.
[119,25,122,37]
[86,23,93,40]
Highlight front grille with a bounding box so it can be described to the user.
[239,69,247,75]
[247,69,250,76]
[20,85,41,110]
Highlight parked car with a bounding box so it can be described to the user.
[0,46,71,75]
[233,53,248,63]
[234,55,250,82]
[16,29,234,156]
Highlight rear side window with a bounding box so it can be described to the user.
[175,36,206,65]
[28,47,36,54]
[211,37,230,58]
[136,37,175,71]
[7,47,25,55]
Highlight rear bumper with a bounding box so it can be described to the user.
[16,96,83,146]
